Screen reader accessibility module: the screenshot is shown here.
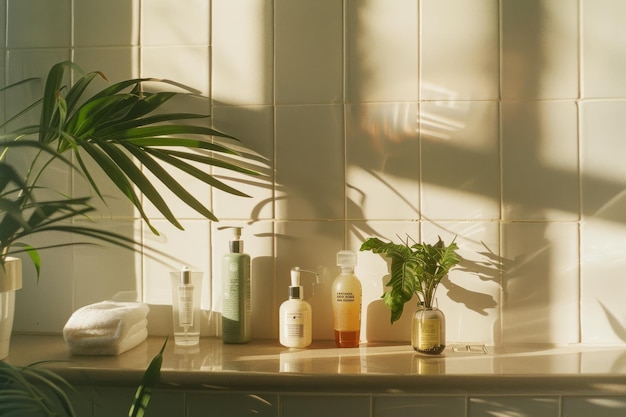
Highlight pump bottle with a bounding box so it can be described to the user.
[331,250,362,348]
[279,267,317,349]
[220,226,251,344]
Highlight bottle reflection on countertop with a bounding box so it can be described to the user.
[338,352,366,374]
[411,354,446,375]
[200,341,224,371]
[279,349,314,373]
[173,343,202,371]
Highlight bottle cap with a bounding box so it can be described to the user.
[180,266,191,285]
[337,250,357,268]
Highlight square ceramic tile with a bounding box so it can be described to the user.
[142,219,211,307]
[580,220,626,344]
[5,49,71,128]
[7,0,71,48]
[563,397,626,417]
[375,395,466,417]
[421,101,500,221]
[469,397,559,417]
[75,0,139,46]
[141,46,210,95]
[422,222,501,345]
[275,0,343,104]
[141,0,209,46]
[281,394,370,417]
[212,0,273,105]
[346,103,420,220]
[211,105,275,220]
[73,47,139,84]
[501,222,580,344]
[580,101,626,221]
[73,220,143,308]
[345,0,418,102]
[275,105,345,220]
[349,221,420,343]
[67,387,94,417]
[582,0,626,98]
[501,100,579,221]
[212,221,274,339]
[276,220,344,341]
[421,0,499,101]
[92,387,137,417]
[13,237,74,333]
[187,392,278,417]
[501,0,579,99]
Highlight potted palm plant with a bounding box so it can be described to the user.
[360,235,461,354]
[0,61,258,359]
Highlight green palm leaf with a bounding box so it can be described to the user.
[1,60,258,277]
[0,360,76,417]
[129,338,167,417]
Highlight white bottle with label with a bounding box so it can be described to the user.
[331,250,362,348]
[279,267,317,349]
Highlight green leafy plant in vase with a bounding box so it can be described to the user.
[360,235,461,354]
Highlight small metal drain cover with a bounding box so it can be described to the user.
[450,344,488,354]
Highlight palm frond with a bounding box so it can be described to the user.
[0,360,76,417]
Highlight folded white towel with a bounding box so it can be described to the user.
[63,301,149,356]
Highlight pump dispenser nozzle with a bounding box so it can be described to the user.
[288,267,318,300]
[218,226,244,253]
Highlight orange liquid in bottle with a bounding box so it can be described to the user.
[334,330,360,348]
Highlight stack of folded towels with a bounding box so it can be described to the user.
[63,301,149,356]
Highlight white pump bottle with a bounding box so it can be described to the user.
[279,267,317,349]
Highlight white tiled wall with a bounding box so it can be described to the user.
[6,0,626,346]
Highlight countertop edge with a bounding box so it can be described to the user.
[5,334,626,395]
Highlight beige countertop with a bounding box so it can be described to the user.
[5,334,626,395]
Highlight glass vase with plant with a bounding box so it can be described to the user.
[360,235,461,354]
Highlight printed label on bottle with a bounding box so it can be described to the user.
[333,291,361,331]
[418,319,440,350]
[284,312,304,338]
[177,286,194,327]
[335,291,356,302]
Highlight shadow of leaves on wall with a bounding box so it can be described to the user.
[598,301,626,343]
[443,241,510,316]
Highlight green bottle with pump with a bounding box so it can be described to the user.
[220,226,251,344]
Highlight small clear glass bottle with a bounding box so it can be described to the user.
[411,303,445,354]
[171,266,203,346]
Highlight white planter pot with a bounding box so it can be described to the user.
[0,257,22,360]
